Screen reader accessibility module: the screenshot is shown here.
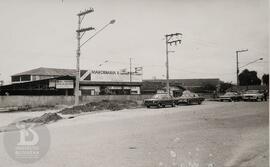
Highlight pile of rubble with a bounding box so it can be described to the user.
[59,100,140,115]
[21,113,62,124]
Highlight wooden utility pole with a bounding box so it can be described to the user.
[75,8,95,105]
[165,33,182,95]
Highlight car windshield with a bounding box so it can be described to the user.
[152,94,170,99]
[245,90,259,94]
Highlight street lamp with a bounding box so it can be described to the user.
[80,20,116,47]
[74,8,116,105]
[239,58,263,69]
[98,60,109,67]
[236,49,248,86]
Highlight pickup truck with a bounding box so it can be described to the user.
[175,90,205,105]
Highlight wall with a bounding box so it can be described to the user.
[0,95,153,108]
[197,93,214,99]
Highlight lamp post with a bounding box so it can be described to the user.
[239,58,263,69]
[98,60,109,67]
[236,49,248,86]
[237,57,263,86]
[74,8,115,105]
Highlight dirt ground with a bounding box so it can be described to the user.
[0,101,268,167]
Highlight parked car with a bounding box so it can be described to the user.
[144,93,176,108]
[242,90,264,101]
[218,92,242,102]
[175,90,205,105]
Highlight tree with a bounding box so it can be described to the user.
[219,81,233,93]
[262,74,269,86]
[239,69,261,86]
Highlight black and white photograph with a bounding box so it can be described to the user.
[0,0,269,166]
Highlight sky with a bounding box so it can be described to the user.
[0,0,269,84]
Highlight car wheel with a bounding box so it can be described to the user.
[198,101,202,105]
[157,103,162,108]
[172,103,175,107]
[147,106,150,108]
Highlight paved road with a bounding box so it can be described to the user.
[0,101,268,167]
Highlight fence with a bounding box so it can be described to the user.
[0,95,153,108]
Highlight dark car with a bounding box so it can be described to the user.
[144,93,176,108]
[218,92,242,102]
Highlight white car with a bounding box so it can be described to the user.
[175,90,204,105]
[242,90,264,101]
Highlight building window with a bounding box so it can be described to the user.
[12,76,20,82]
[21,75,31,81]
[32,75,37,81]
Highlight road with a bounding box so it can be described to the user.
[0,101,268,167]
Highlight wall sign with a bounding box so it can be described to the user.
[56,80,74,89]
[80,69,143,82]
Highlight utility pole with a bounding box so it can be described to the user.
[129,58,132,82]
[165,33,182,95]
[75,8,95,106]
[236,49,248,86]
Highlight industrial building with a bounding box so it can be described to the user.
[1,67,142,95]
[141,78,220,95]
[0,67,221,96]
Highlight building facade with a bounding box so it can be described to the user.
[141,78,220,95]
[1,67,142,95]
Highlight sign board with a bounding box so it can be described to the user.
[56,80,74,89]
[80,69,143,82]
[107,86,122,90]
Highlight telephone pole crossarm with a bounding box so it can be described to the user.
[77,8,94,16]
[76,27,95,33]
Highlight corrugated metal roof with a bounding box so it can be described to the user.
[1,75,75,88]
[12,67,77,76]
